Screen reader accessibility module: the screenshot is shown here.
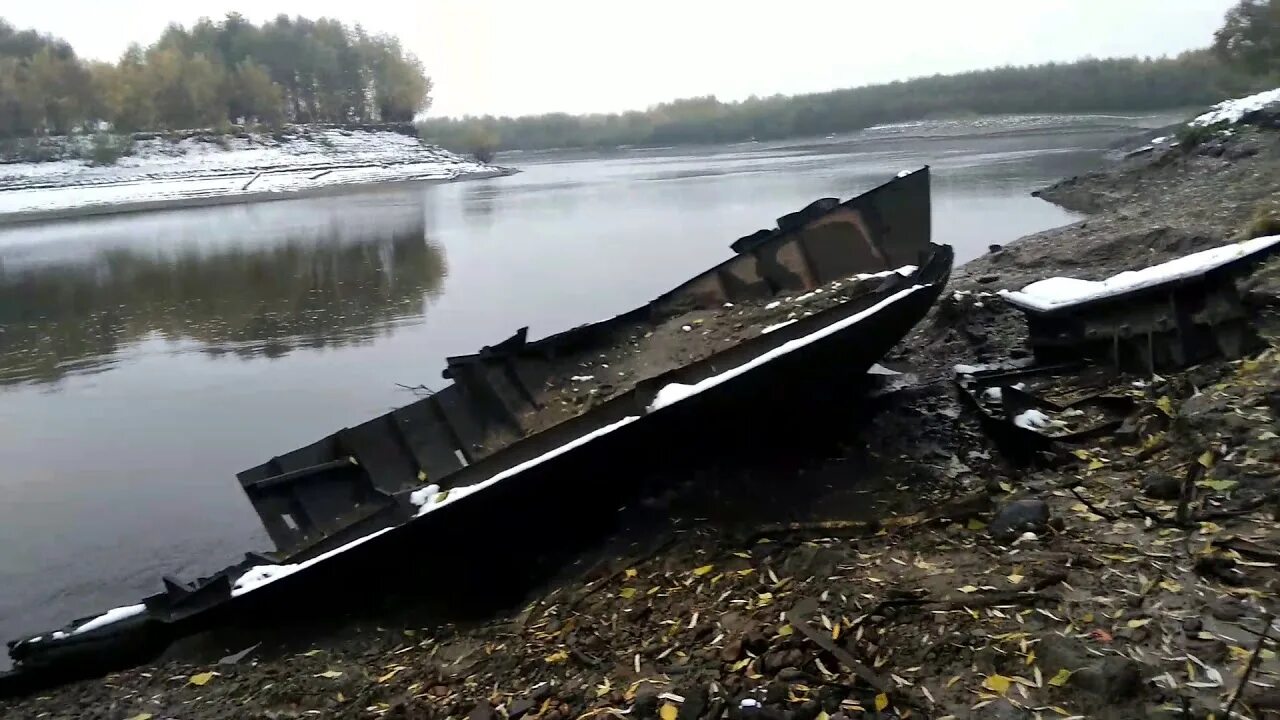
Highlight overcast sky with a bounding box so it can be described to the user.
[5,0,1239,118]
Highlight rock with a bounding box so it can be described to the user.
[633,689,659,719]
[676,685,707,720]
[977,274,1000,284]
[988,244,1004,254]
[988,498,1050,542]
[720,637,744,662]
[468,703,496,720]
[509,698,537,720]
[1141,474,1181,500]
[1037,634,1091,675]
[973,699,1030,719]
[1070,656,1146,701]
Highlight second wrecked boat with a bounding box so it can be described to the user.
[3,167,953,695]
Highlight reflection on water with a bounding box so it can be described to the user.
[0,194,446,387]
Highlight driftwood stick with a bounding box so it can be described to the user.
[1222,613,1273,719]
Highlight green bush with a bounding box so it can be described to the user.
[87,133,135,166]
[1176,122,1223,148]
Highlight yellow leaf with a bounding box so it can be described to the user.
[301,649,322,657]
[376,668,401,683]
[815,712,830,720]
[733,552,751,558]
[998,481,1014,493]
[693,565,714,576]
[188,672,216,686]
[777,624,794,637]
[125,714,153,720]
[619,587,637,599]
[1025,650,1036,666]
[1048,668,1072,687]
[625,568,638,579]
[337,692,346,702]
[1156,396,1174,416]
[1087,459,1105,471]
[1159,580,1182,592]
[1126,618,1151,629]
[1198,479,1237,492]
[946,675,962,688]
[1071,449,1092,460]
[983,675,1011,694]
[660,703,679,720]
[874,693,890,712]
[958,585,979,594]
[1081,612,1094,623]
[1007,574,1024,585]
[1198,451,1215,468]
[730,658,751,672]
[545,651,569,664]
[738,568,755,577]
[314,670,344,679]
[831,622,841,641]
[967,518,987,531]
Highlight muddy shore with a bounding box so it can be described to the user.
[5,123,1280,719]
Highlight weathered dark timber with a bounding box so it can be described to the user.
[2,168,950,697]
[1005,242,1280,373]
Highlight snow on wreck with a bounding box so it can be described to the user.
[2,167,953,697]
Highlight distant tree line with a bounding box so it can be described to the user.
[0,14,432,137]
[422,52,1257,155]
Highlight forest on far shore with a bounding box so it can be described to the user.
[0,13,431,138]
[425,0,1280,158]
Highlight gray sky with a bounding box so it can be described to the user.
[5,0,1239,118]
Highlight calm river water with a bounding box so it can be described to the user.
[0,113,1175,659]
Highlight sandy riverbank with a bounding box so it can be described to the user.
[0,125,512,225]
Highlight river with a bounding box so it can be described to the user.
[0,112,1177,661]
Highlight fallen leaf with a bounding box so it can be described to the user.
[1198,451,1215,468]
[1158,580,1182,592]
[874,693,889,712]
[1156,396,1174,416]
[958,585,979,594]
[777,624,794,637]
[730,658,751,672]
[376,668,401,683]
[693,565,714,576]
[619,588,637,599]
[660,703,679,720]
[625,568,638,579]
[998,481,1014,493]
[125,714,153,720]
[967,518,987,531]
[314,670,344,679]
[188,672,216,686]
[1197,479,1237,492]
[1048,669,1072,687]
[983,675,1011,695]
[545,651,569,664]
[1007,573,1024,585]
[1126,618,1151,629]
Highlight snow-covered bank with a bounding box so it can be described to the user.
[0,126,511,223]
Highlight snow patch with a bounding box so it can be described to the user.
[1013,409,1053,430]
[0,128,495,217]
[999,235,1280,312]
[761,319,797,335]
[1191,88,1280,127]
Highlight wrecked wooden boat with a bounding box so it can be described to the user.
[2,167,952,697]
[999,235,1280,372]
